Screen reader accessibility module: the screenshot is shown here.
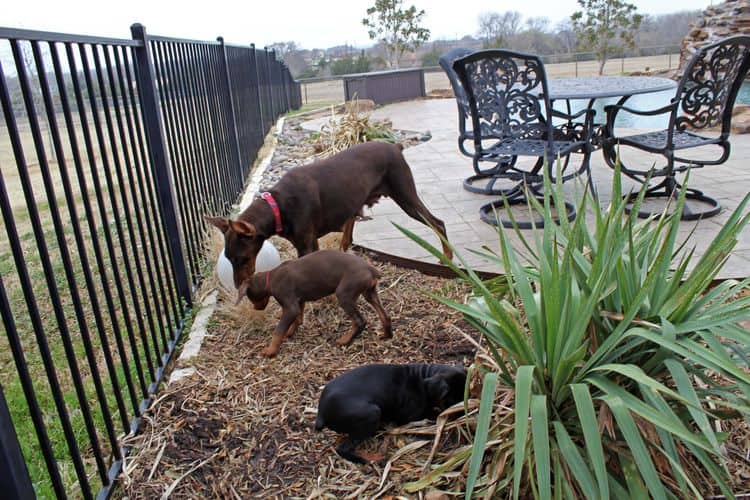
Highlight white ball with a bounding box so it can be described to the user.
[255,239,282,272]
[216,248,236,291]
[216,240,281,291]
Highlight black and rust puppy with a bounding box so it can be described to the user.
[315,363,467,463]
[244,250,392,357]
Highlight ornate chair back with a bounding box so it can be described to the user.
[439,47,474,145]
[674,36,750,137]
[452,49,555,156]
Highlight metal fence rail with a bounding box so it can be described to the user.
[0,23,299,499]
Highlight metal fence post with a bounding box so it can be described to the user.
[263,47,277,121]
[250,43,266,142]
[0,384,35,500]
[280,62,289,112]
[217,36,244,182]
[130,23,192,307]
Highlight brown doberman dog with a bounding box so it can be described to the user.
[206,141,451,303]
[243,250,391,357]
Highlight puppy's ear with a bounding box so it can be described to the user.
[229,219,257,236]
[425,375,449,406]
[205,216,230,234]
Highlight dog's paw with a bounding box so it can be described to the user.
[261,346,279,357]
[357,450,386,463]
[335,335,353,346]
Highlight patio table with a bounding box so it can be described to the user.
[548,75,677,104]
[546,76,678,146]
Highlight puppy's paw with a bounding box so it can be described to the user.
[335,334,354,346]
[261,346,279,357]
[358,450,386,463]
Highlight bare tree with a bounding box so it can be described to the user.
[477,11,522,48]
[555,20,578,55]
[269,41,311,76]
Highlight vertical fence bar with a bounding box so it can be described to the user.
[263,47,276,122]
[130,23,192,307]
[250,43,266,136]
[217,37,244,181]
[0,384,34,500]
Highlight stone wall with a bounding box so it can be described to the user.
[678,0,750,76]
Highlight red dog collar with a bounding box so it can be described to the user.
[260,192,282,234]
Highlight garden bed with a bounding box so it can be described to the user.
[119,113,750,498]
[120,239,477,498]
[119,116,478,498]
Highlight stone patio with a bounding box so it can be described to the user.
[302,98,750,279]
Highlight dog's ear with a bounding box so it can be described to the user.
[425,375,449,406]
[228,219,257,237]
[205,216,230,234]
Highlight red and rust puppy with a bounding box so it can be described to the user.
[206,141,451,302]
[244,250,391,357]
[315,363,467,463]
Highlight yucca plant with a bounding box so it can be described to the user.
[397,163,750,499]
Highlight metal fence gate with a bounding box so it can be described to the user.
[0,23,300,499]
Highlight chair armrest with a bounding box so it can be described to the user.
[604,101,678,118]
[604,101,678,141]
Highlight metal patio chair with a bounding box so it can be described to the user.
[452,49,595,228]
[603,35,750,219]
[440,47,517,195]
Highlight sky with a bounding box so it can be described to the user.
[3,0,715,49]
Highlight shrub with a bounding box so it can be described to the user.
[311,99,396,156]
[399,164,750,498]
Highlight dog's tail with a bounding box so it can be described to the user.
[314,414,325,431]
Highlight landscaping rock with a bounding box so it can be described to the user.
[678,0,750,78]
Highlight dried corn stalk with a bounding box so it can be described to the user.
[312,98,396,157]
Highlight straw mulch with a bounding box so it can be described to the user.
[120,233,480,499]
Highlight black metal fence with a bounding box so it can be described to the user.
[0,23,299,499]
